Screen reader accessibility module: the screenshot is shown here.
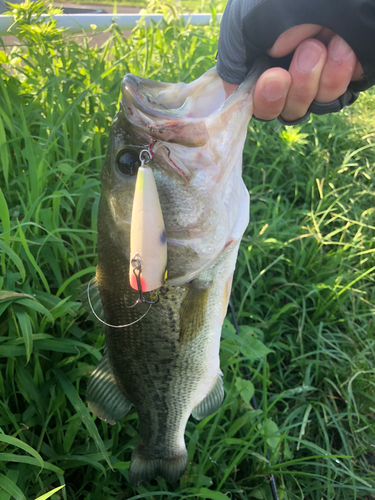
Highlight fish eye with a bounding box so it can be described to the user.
[116,150,140,176]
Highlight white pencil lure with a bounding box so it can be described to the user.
[129,150,167,296]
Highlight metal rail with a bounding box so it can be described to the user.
[0,13,221,36]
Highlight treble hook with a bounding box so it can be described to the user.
[125,254,160,308]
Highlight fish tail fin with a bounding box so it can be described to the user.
[129,444,188,486]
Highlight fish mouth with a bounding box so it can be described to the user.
[120,62,264,180]
[121,59,267,125]
[121,68,225,150]
[122,68,226,121]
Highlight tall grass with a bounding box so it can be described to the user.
[0,1,374,499]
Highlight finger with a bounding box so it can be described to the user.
[352,60,365,81]
[315,35,357,103]
[280,39,327,123]
[253,68,291,121]
[267,24,322,58]
[314,27,335,45]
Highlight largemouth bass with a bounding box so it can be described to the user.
[87,64,260,486]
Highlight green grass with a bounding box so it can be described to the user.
[0,1,374,499]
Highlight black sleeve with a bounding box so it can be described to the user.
[217,0,375,90]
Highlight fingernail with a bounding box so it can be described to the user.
[262,80,287,101]
[297,41,324,72]
[329,35,352,61]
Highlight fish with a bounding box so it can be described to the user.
[87,63,261,487]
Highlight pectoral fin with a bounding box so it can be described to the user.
[87,353,132,425]
[192,373,224,420]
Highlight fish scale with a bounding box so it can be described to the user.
[87,62,264,486]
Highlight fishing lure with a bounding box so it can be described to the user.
[87,150,167,327]
[129,150,167,294]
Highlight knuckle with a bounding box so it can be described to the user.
[320,75,346,95]
[288,88,315,106]
[253,103,282,121]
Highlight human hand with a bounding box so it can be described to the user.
[222,24,364,123]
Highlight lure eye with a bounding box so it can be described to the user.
[116,151,140,176]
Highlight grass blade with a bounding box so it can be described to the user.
[17,224,50,293]
[0,434,44,468]
[34,485,65,500]
[0,474,25,500]
[0,118,9,187]
[0,240,26,283]
[55,368,112,471]
[13,307,33,363]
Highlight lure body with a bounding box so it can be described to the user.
[129,164,167,292]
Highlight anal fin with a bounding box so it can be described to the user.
[192,373,224,420]
[87,353,132,425]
